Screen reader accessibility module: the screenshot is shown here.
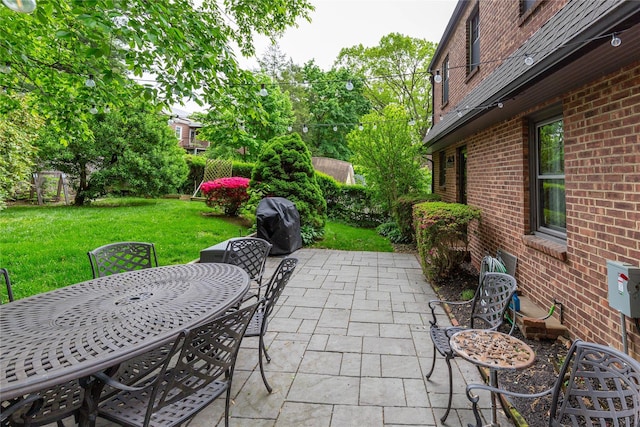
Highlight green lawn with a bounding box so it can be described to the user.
[1,198,392,300]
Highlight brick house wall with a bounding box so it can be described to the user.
[435,61,640,357]
[427,0,640,357]
[172,123,189,148]
[433,0,567,118]
[170,120,209,153]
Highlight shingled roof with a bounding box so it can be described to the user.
[424,0,638,151]
[312,157,355,185]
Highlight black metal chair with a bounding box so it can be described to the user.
[243,257,298,393]
[2,380,82,427]
[1,395,43,427]
[87,242,158,278]
[96,301,259,427]
[466,339,640,427]
[221,237,272,296]
[1,268,14,303]
[425,259,517,423]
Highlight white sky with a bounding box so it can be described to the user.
[240,0,458,70]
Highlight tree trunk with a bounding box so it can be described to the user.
[74,167,88,206]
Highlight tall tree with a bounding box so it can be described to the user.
[0,95,42,209]
[347,104,428,213]
[257,43,292,80]
[37,101,188,205]
[336,33,436,139]
[196,77,295,162]
[0,0,313,146]
[298,62,370,161]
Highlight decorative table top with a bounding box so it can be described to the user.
[449,329,536,371]
[0,263,249,400]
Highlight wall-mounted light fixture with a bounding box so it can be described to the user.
[446,155,455,168]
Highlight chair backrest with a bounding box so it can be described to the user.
[549,340,640,427]
[1,268,14,303]
[100,342,177,401]
[470,272,517,329]
[262,258,298,321]
[88,242,158,278]
[221,237,272,284]
[144,302,259,426]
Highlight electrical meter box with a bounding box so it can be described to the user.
[606,260,640,317]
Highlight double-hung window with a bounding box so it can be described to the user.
[467,7,480,75]
[175,126,182,140]
[442,56,449,105]
[531,115,566,239]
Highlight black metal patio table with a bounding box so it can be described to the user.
[0,263,249,426]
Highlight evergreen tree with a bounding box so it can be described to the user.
[251,133,326,235]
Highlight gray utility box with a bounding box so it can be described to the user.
[606,260,640,317]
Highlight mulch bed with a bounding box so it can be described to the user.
[430,263,570,426]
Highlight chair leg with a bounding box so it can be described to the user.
[258,335,273,393]
[224,382,231,427]
[440,353,454,423]
[262,337,271,363]
[494,374,511,419]
[425,343,437,379]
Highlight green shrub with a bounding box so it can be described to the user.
[180,154,206,194]
[300,224,325,245]
[414,201,481,281]
[317,172,387,228]
[250,133,326,237]
[201,177,250,216]
[460,289,475,301]
[315,172,340,203]
[232,161,254,178]
[376,221,410,244]
[394,193,441,242]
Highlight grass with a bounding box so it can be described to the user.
[312,222,393,252]
[1,198,392,300]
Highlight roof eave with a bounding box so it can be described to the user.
[424,0,640,153]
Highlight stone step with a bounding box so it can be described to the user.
[514,295,570,340]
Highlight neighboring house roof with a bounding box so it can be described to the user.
[169,107,203,128]
[424,0,639,152]
[173,116,203,128]
[312,157,356,185]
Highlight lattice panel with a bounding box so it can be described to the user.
[203,158,232,182]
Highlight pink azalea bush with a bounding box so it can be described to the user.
[201,177,250,216]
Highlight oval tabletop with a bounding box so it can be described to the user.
[0,263,249,401]
[449,329,536,371]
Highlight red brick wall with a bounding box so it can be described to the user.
[561,62,640,352]
[435,61,640,357]
[433,0,568,117]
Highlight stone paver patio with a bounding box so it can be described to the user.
[93,248,508,426]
